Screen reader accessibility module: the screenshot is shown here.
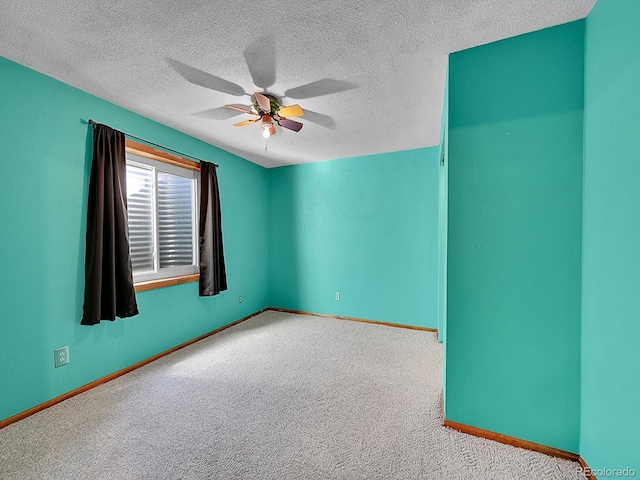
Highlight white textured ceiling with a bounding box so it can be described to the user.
[0,1,595,168]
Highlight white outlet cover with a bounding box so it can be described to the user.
[54,346,70,368]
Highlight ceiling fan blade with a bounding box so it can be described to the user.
[254,92,271,113]
[225,104,259,116]
[244,35,276,89]
[233,118,260,127]
[279,118,303,132]
[166,58,246,96]
[277,104,304,118]
[284,79,357,99]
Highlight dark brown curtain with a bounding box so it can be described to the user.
[81,123,138,325]
[199,161,227,296]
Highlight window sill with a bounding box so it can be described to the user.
[134,274,199,292]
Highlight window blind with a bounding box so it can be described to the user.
[126,164,154,272]
[157,172,194,269]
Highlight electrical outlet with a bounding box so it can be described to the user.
[54,346,70,368]
[335,292,340,301]
[238,295,242,304]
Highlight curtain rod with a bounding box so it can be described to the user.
[88,119,218,167]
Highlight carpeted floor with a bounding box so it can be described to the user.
[1,311,586,479]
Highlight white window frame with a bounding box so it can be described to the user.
[125,151,200,285]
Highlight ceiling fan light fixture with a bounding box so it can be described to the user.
[262,116,274,138]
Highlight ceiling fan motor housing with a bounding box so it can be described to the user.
[252,93,281,116]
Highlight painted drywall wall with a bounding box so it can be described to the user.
[581,0,640,473]
[446,22,584,452]
[268,148,440,329]
[0,56,269,421]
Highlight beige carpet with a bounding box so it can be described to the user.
[0,311,586,479]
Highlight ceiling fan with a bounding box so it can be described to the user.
[166,35,357,139]
[226,92,304,138]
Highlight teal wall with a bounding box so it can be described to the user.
[581,0,640,473]
[446,22,584,452]
[0,56,269,422]
[268,148,440,329]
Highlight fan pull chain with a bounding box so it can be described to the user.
[265,138,268,154]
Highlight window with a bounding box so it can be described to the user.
[124,141,200,288]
